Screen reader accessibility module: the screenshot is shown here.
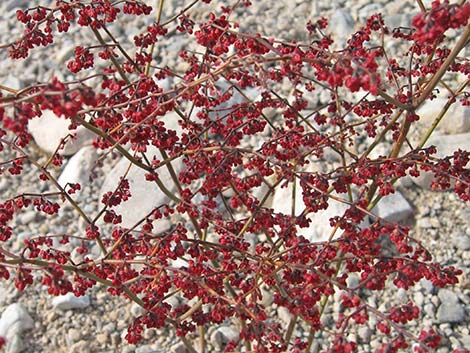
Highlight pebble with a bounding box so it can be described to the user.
[0,1,469,353]
[52,293,91,311]
[28,110,94,156]
[417,98,470,135]
[58,146,97,197]
[209,326,240,350]
[0,304,34,353]
[413,133,470,189]
[98,145,183,229]
[437,289,465,323]
[370,191,413,222]
[329,8,355,46]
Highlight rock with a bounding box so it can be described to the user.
[130,302,145,317]
[58,146,97,195]
[67,328,82,344]
[272,176,368,243]
[329,9,355,46]
[95,333,108,345]
[417,99,470,135]
[452,235,470,251]
[0,304,34,353]
[136,346,160,353]
[277,306,293,326]
[209,326,240,350]
[170,342,188,353]
[357,327,372,343]
[52,293,90,310]
[436,289,465,323]
[2,74,22,90]
[437,301,465,323]
[98,145,183,229]
[28,110,94,156]
[411,133,470,189]
[369,191,413,222]
[438,289,459,304]
[69,340,89,353]
[414,291,425,307]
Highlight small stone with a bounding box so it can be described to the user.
[67,328,82,343]
[417,217,432,229]
[414,291,425,307]
[102,322,116,334]
[0,304,34,353]
[437,303,465,323]
[52,293,90,310]
[136,345,157,353]
[130,303,145,317]
[436,289,464,323]
[58,146,97,197]
[277,306,293,326]
[96,333,108,345]
[412,133,470,189]
[0,303,34,337]
[438,289,459,304]
[370,191,413,222]
[99,145,183,229]
[210,326,240,350]
[452,235,470,251]
[329,9,355,46]
[170,342,188,353]
[69,340,89,353]
[28,110,94,156]
[417,98,470,135]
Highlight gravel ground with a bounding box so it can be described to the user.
[0,1,469,353]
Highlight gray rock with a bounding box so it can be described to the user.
[452,235,470,251]
[0,304,34,353]
[436,289,465,323]
[370,191,413,223]
[170,342,188,353]
[2,74,22,90]
[357,326,372,343]
[438,289,459,304]
[58,146,97,196]
[272,175,369,243]
[28,110,94,156]
[412,133,470,189]
[414,291,425,307]
[98,145,183,229]
[130,302,146,317]
[329,9,355,46]
[277,306,293,326]
[437,301,465,323]
[51,293,90,310]
[0,304,34,337]
[417,98,470,135]
[209,326,239,350]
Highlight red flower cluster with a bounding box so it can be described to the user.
[0,1,469,352]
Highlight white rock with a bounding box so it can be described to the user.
[58,146,97,195]
[277,306,293,326]
[412,133,470,189]
[2,74,22,90]
[417,99,470,135]
[209,326,239,350]
[98,145,183,229]
[0,303,33,353]
[329,9,355,46]
[51,293,90,310]
[28,110,94,156]
[272,175,368,243]
[369,191,413,223]
[0,304,33,338]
